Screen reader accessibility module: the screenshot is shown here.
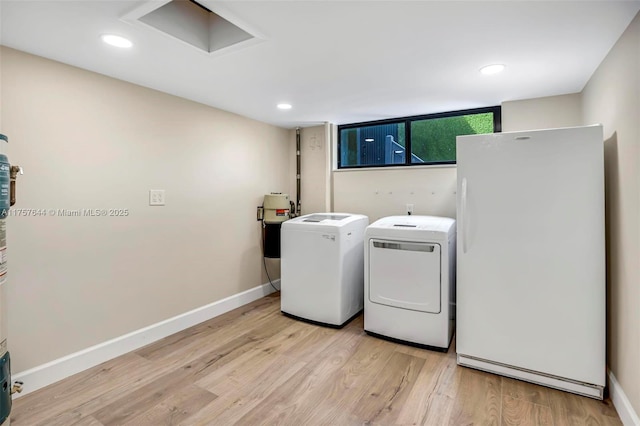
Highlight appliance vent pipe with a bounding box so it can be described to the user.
[296,127,301,216]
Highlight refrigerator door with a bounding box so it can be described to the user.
[456,125,605,387]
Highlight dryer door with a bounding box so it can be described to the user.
[369,239,441,313]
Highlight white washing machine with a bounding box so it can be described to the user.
[365,215,456,350]
[281,213,369,327]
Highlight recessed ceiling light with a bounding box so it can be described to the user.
[364,138,374,142]
[101,34,133,48]
[480,64,505,75]
[277,103,292,110]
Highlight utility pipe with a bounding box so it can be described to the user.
[296,127,301,216]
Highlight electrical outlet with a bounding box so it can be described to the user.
[149,189,165,206]
[406,203,414,215]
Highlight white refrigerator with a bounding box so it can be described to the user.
[455,125,606,399]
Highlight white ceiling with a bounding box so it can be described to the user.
[1,1,639,129]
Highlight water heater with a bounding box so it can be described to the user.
[261,193,290,258]
[0,135,11,425]
[0,133,23,426]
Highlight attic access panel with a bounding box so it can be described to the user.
[122,0,262,55]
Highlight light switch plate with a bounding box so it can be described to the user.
[149,189,165,206]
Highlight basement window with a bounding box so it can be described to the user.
[338,106,501,169]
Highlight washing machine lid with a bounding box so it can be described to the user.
[284,212,368,231]
[368,238,441,313]
[302,214,351,222]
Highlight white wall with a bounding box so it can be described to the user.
[1,47,290,372]
[333,167,456,223]
[582,12,640,417]
[501,93,583,132]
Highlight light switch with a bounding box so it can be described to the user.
[149,189,165,206]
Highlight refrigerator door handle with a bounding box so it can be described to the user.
[461,177,468,253]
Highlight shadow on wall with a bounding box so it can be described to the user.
[603,131,618,370]
[257,226,281,284]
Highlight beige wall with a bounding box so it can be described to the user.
[582,13,640,415]
[1,47,290,372]
[289,125,330,216]
[501,93,583,132]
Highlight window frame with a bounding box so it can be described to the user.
[337,106,502,169]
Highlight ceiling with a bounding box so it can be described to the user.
[1,1,639,129]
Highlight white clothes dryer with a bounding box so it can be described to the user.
[281,213,369,327]
[365,215,456,350]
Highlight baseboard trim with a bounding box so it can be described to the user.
[12,280,279,397]
[609,369,640,426]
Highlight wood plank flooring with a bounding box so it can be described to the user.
[11,293,621,425]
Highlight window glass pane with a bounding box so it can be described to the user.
[337,107,499,169]
[339,123,406,167]
[410,112,494,163]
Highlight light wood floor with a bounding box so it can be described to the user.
[11,293,621,425]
